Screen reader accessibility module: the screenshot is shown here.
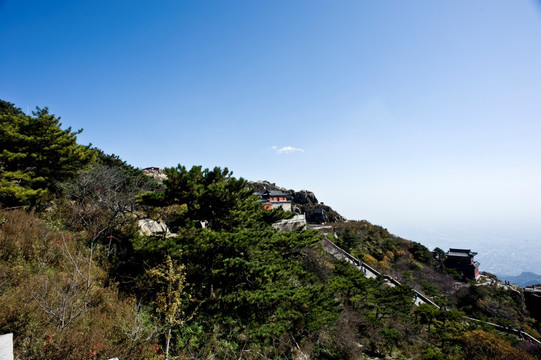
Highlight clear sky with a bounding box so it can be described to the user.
[2,1,541,273]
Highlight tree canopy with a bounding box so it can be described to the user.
[0,101,93,207]
[1,99,539,359]
[134,164,339,355]
[141,165,288,231]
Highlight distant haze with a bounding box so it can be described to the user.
[386,222,541,276]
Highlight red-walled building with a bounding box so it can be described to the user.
[255,190,292,211]
[444,248,480,281]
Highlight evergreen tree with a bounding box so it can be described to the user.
[141,165,287,231]
[0,101,93,207]
[135,165,338,355]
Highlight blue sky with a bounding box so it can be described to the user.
[2,1,541,272]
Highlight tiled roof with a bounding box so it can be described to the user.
[447,248,478,257]
[255,190,289,196]
[267,190,289,196]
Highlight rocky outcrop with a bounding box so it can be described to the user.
[142,167,167,184]
[290,189,318,205]
[248,181,345,224]
[272,214,307,232]
[138,218,176,238]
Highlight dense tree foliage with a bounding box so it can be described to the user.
[134,165,340,357]
[1,99,539,359]
[0,101,93,207]
[141,165,288,232]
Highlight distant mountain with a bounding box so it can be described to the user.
[497,272,541,287]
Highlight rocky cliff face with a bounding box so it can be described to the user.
[271,214,307,232]
[249,181,318,203]
[248,180,345,224]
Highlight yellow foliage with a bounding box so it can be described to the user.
[461,329,535,360]
[362,254,378,267]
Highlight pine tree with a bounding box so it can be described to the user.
[0,101,94,207]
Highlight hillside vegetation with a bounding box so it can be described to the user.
[1,100,540,359]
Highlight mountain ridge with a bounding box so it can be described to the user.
[497,271,541,287]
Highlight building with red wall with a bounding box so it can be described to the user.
[444,248,480,281]
[255,190,292,211]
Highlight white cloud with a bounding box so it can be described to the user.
[272,145,305,154]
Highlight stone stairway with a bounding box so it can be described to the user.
[321,237,541,344]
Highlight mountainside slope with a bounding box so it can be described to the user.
[2,100,540,359]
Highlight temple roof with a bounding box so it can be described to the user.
[446,248,478,257]
[255,190,290,196]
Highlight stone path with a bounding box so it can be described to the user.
[321,237,541,344]
[321,237,439,307]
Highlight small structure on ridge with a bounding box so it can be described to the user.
[255,189,292,211]
[444,248,480,281]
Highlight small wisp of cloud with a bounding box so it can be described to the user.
[272,145,305,154]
